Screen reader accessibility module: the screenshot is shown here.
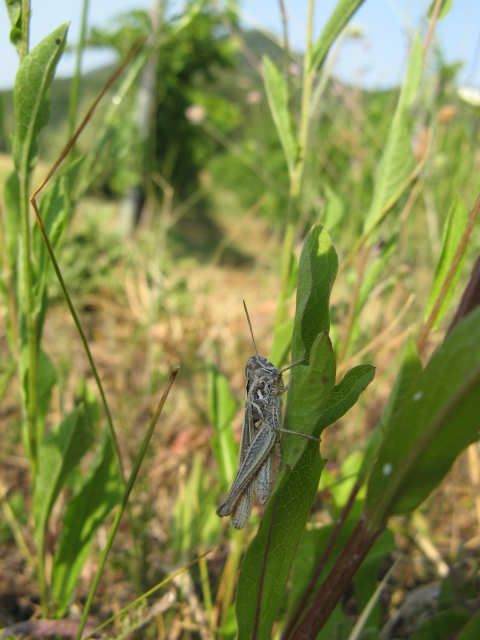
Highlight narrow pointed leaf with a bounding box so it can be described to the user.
[363,33,423,234]
[310,0,366,73]
[262,55,297,178]
[208,365,238,489]
[425,192,468,328]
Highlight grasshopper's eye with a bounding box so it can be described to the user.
[245,357,257,380]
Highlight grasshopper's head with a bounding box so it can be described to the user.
[245,355,278,381]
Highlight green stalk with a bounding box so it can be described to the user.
[17,0,44,610]
[19,0,30,62]
[275,0,315,329]
[75,367,179,640]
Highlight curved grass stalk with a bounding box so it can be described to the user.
[76,367,180,640]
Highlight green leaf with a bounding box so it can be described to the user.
[207,364,238,489]
[5,0,22,51]
[318,364,375,430]
[456,610,480,640]
[3,171,21,269]
[34,405,95,545]
[363,33,423,234]
[236,331,335,640]
[365,306,480,526]
[36,350,57,438]
[425,193,468,329]
[52,432,122,615]
[310,0,366,73]
[360,337,422,480]
[292,224,338,362]
[13,23,69,175]
[32,157,84,301]
[353,528,395,628]
[286,520,393,634]
[269,317,294,370]
[323,184,345,232]
[428,0,453,21]
[262,55,297,178]
[409,609,471,640]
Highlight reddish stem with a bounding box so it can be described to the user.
[282,481,362,639]
[290,514,383,639]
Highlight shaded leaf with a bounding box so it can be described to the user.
[52,432,122,615]
[34,405,94,544]
[366,306,480,524]
[456,610,480,640]
[360,337,422,480]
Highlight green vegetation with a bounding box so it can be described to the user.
[1,0,480,639]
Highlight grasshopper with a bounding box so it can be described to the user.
[216,302,320,529]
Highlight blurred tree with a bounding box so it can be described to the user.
[87,1,238,228]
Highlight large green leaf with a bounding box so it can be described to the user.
[360,337,422,480]
[34,405,94,545]
[363,33,423,234]
[13,23,69,175]
[262,55,297,178]
[52,432,122,615]
[366,306,480,525]
[425,192,468,329]
[310,0,366,73]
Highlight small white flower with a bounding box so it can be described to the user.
[185,104,206,125]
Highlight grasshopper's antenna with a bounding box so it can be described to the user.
[243,300,259,356]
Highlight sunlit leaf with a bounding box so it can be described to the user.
[425,192,468,328]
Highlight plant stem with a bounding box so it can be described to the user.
[275,0,315,329]
[282,481,362,639]
[75,367,179,640]
[19,0,30,62]
[290,515,383,638]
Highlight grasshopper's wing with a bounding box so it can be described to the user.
[254,450,274,506]
[230,391,255,529]
[216,421,276,523]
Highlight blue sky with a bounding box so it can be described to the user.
[1,1,479,90]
